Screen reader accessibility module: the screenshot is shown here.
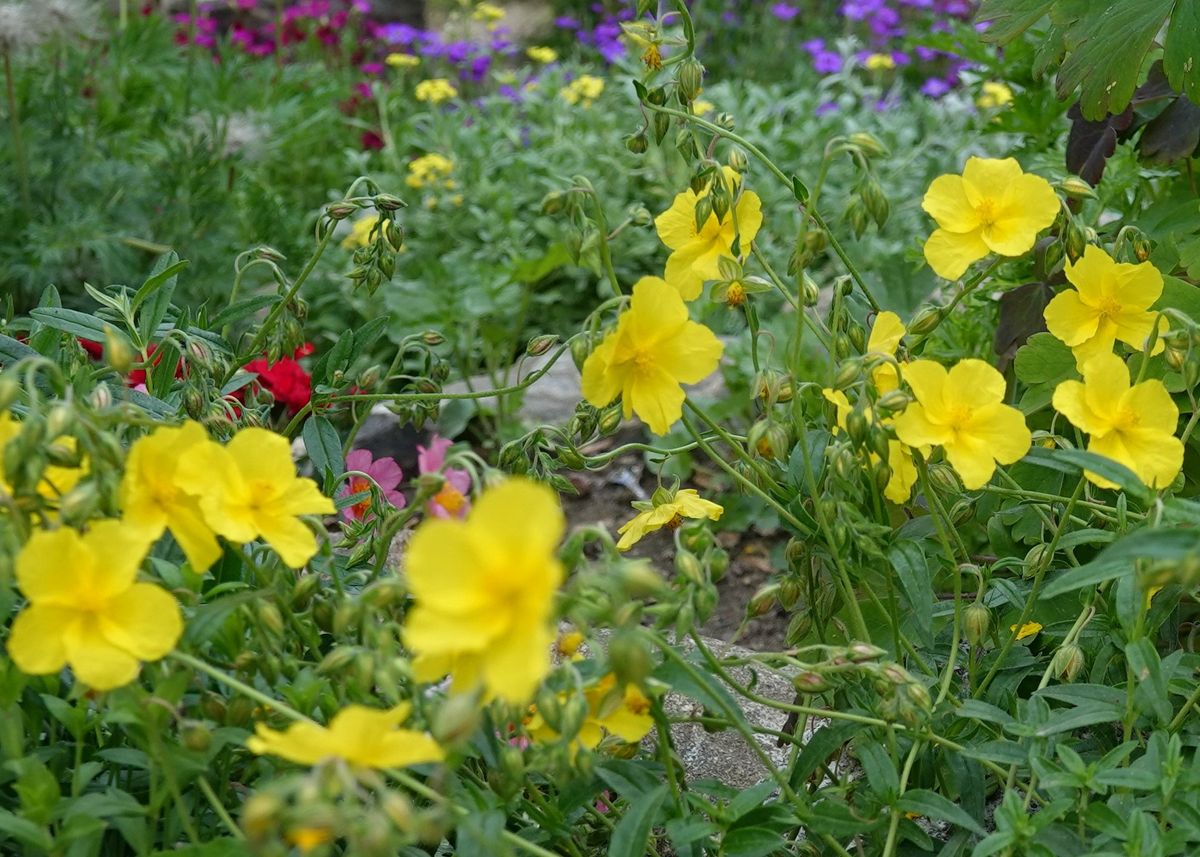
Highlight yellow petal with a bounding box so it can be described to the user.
[1110,309,1164,353]
[479,621,555,703]
[627,276,690,343]
[943,433,999,490]
[983,173,1058,255]
[1052,380,1108,435]
[1117,428,1184,488]
[628,365,686,435]
[165,497,223,573]
[649,320,724,385]
[892,403,951,449]
[82,519,154,601]
[247,721,336,765]
[900,360,948,411]
[404,519,494,613]
[945,359,1008,411]
[823,388,853,431]
[921,174,980,233]
[867,311,905,356]
[884,441,917,503]
[581,330,624,408]
[63,616,141,690]
[1064,244,1115,304]
[255,512,321,568]
[372,730,445,768]
[226,428,299,487]
[961,156,1025,201]
[663,246,707,300]
[1043,290,1100,347]
[963,402,1032,467]
[16,528,94,605]
[273,477,336,517]
[7,604,74,675]
[99,583,183,661]
[672,489,723,521]
[469,478,566,570]
[924,227,988,280]
[1122,379,1179,431]
[731,190,764,245]
[654,189,700,251]
[1080,352,1131,416]
[1110,256,1163,310]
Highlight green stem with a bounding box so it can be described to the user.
[197,777,245,840]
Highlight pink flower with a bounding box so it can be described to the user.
[417,435,471,519]
[341,449,406,521]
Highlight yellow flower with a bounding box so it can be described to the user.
[977,81,1014,109]
[120,421,222,573]
[557,629,585,657]
[415,78,458,104]
[823,389,917,504]
[891,359,1031,490]
[921,156,1059,280]
[1010,621,1041,641]
[287,827,333,854]
[866,310,906,393]
[1043,245,1166,369]
[175,428,335,568]
[386,52,419,69]
[692,99,715,115]
[472,1,505,23]
[654,167,763,299]
[0,413,88,504]
[580,276,724,435]
[864,53,896,70]
[402,478,565,702]
[526,46,557,63]
[247,704,443,769]
[616,488,722,551]
[406,153,455,190]
[560,74,605,107]
[341,215,376,250]
[528,674,654,753]
[7,522,182,690]
[1051,351,1183,489]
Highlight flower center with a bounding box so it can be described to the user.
[726,282,747,307]
[1111,407,1140,432]
[944,405,973,433]
[663,513,684,531]
[1096,296,1123,321]
[626,693,651,717]
[976,197,999,228]
[246,480,276,513]
[349,476,372,519]
[434,484,466,513]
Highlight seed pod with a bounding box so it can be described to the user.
[964,603,991,646]
[748,582,780,617]
[1057,176,1095,199]
[626,132,649,154]
[675,550,705,585]
[907,305,943,336]
[1024,543,1055,577]
[1051,643,1085,682]
[677,57,704,102]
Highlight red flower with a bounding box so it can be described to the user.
[293,342,315,358]
[242,356,312,413]
[360,130,385,151]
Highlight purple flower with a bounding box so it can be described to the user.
[802,38,826,53]
[815,101,839,116]
[921,77,952,97]
[360,62,384,75]
[468,54,491,82]
[341,449,406,521]
[554,15,580,28]
[770,2,799,20]
[812,51,843,74]
[380,22,423,45]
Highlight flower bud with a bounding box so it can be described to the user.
[598,402,623,435]
[1024,543,1055,577]
[421,330,445,346]
[433,692,483,745]
[570,336,592,371]
[1057,176,1096,199]
[964,603,991,646]
[860,175,889,227]
[727,148,748,172]
[748,420,789,460]
[181,722,212,752]
[608,629,653,686]
[242,792,282,840]
[847,131,889,158]
[693,195,714,232]
[949,499,974,525]
[104,327,133,375]
[677,57,704,102]
[327,202,358,220]
[256,245,287,263]
[708,547,729,581]
[907,305,943,336]
[748,582,780,617]
[617,560,667,598]
[1051,643,1085,682]
[844,409,869,446]
[833,358,862,389]
[0,375,19,411]
[875,389,910,414]
[540,190,565,215]
[801,273,820,306]
[792,671,829,694]
[626,132,649,154]
[46,404,73,439]
[675,549,705,585]
[375,193,405,211]
[382,793,415,831]
[1065,219,1088,262]
[58,483,100,526]
[527,334,558,357]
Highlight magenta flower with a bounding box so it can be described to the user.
[341,449,406,521]
[417,436,471,519]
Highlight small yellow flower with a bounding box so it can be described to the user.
[866,311,906,393]
[560,74,605,107]
[528,674,654,753]
[0,413,88,504]
[7,522,182,690]
[616,488,723,551]
[287,827,333,854]
[921,156,1059,280]
[247,704,443,769]
[977,81,1014,109]
[692,99,715,115]
[403,478,565,702]
[1043,245,1166,369]
[175,428,335,568]
[386,52,419,69]
[1052,351,1183,489]
[472,1,505,23]
[1010,621,1042,641]
[892,359,1031,490]
[341,215,377,250]
[120,421,222,573]
[557,629,585,657]
[654,167,764,299]
[581,276,724,435]
[526,46,557,63]
[823,389,917,504]
[864,53,896,71]
[406,153,455,190]
[415,78,458,104]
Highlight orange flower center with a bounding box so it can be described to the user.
[626,693,651,716]
[642,45,662,70]
[664,513,684,531]
[726,282,747,307]
[434,484,466,513]
[349,476,372,518]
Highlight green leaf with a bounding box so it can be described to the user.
[0,334,36,366]
[1162,274,1200,322]
[789,721,864,789]
[30,307,121,344]
[1055,0,1175,121]
[149,841,253,857]
[721,828,787,857]
[1164,3,1200,106]
[889,541,933,648]
[210,296,280,331]
[1033,701,1122,735]
[1041,528,1200,598]
[653,655,750,731]
[1126,638,1173,725]
[0,810,52,851]
[1020,447,1148,501]
[897,789,985,835]
[137,252,183,344]
[302,416,344,480]
[607,784,667,857]
[791,175,809,203]
[1014,332,1075,385]
[976,0,1057,44]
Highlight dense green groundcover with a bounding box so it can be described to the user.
[3,0,1200,856]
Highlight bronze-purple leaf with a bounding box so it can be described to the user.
[1065,102,1134,186]
[1139,95,1200,165]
